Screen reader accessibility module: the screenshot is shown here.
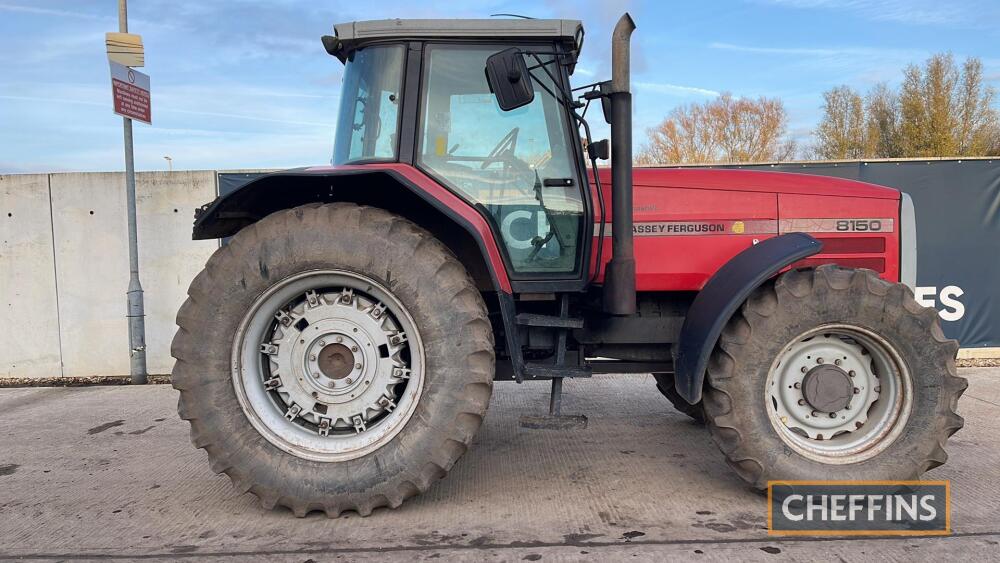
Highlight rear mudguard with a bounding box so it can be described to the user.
[192,164,527,379]
[673,233,823,404]
[193,164,511,292]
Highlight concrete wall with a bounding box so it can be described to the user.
[1,171,218,378]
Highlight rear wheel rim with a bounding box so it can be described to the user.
[232,269,425,462]
[765,323,912,464]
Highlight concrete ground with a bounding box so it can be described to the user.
[0,369,998,562]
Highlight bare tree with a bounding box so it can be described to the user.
[636,93,795,165]
[813,53,999,159]
[864,83,902,158]
[815,86,867,159]
[955,58,999,155]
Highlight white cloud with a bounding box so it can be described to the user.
[750,0,996,28]
[634,82,720,97]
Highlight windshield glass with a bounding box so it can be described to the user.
[417,45,584,275]
[332,45,405,164]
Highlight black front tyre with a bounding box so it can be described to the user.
[702,265,966,488]
[653,372,705,423]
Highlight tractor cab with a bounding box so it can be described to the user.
[325,19,599,288]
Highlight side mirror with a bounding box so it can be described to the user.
[485,48,534,111]
[599,81,612,125]
[588,139,610,161]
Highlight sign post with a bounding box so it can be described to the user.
[111,0,148,384]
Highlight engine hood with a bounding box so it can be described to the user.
[595,167,901,200]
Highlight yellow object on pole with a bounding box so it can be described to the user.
[106,32,144,67]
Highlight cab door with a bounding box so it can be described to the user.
[415,43,589,287]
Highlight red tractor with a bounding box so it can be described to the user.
[173,14,966,517]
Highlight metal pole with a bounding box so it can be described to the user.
[119,0,147,384]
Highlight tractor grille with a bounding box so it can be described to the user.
[792,236,889,274]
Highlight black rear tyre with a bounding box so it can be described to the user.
[171,203,494,516]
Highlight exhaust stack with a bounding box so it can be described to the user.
[603,13,637,316]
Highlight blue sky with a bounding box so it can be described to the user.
[1,0,998,173]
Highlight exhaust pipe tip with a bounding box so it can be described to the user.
[611,13,636,94]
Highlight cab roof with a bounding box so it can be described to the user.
[329,18,583,60]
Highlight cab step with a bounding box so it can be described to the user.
[516,313,584,329]
[523,362,592,379]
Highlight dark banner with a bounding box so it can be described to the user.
[221,159,1000,347]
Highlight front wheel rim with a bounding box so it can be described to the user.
[765,324,912,465]
[232,269,425,462]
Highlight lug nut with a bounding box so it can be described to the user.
[355,363,362,369]
[835,359,842,366]
[848,370,856,377]
[319,340,325,346]
[346,378,353,385]
[793,382,801,389]
[816,357,824,364]
[336,336,343,343]
[853,387,860,394]
[352,346,359,352]
[310,354,316,361]
[800,366,808,373]
[829,412,837,419]
[798,399,806,406]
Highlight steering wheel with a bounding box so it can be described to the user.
[480,127,520,169]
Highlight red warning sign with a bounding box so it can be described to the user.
[110,61,151,124]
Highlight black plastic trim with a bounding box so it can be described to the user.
[673,233,823,404]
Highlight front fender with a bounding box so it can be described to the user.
[673,233,823,403]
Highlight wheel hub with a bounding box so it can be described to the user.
[801,364,853,413]
[765,325,910,464]
[233,270,425,462]
[317,343,355,380]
